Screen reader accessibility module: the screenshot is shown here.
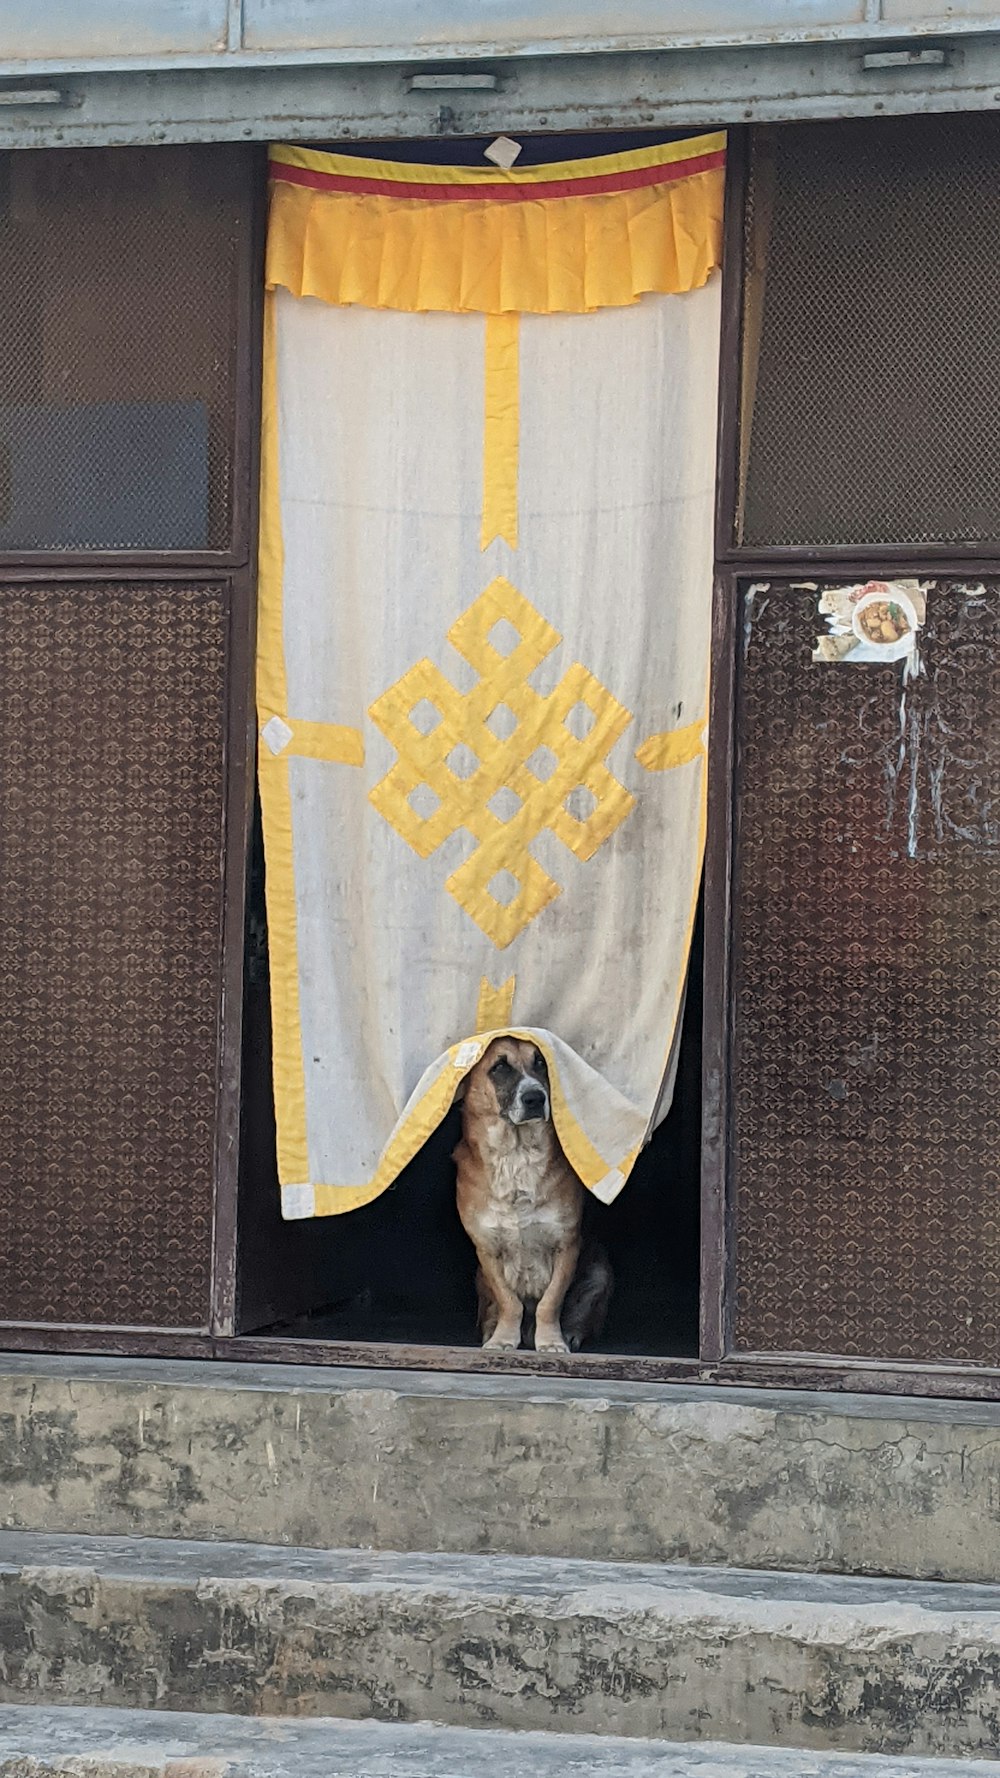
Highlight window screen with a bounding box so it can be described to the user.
[739,114,1000,550]
[0,146,246,552]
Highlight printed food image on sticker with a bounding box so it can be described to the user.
[812,579,927,666]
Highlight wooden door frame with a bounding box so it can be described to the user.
[209,153,267,1337]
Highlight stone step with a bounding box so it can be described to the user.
[3,1708,1000,1778]
[5,1354,1000,1582]
[2,1532,1000,1757]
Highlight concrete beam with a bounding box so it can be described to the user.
[1,35,1000,149]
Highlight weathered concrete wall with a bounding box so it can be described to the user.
[2,1533,1000,1756]
[3,1356,1000,1581]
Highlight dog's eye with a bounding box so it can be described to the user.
[531,1049,546,1074]
[489,1059,512,1080]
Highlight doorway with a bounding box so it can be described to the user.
[237,797,704,1357]
[235,123,715,1364]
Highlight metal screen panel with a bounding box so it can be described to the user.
[0,146,246,552]
[0,580,227,1326]
[732,580,1000,1363]
[740,115,1000,549]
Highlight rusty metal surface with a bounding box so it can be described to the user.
[741,115,1000,552]
[732,580,1000,1362]
[0,146,246,555]
[0,580,227,1327]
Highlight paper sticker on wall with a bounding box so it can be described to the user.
[812,579,927,665]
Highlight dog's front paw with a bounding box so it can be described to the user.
[534,1327,569,1354]
[483,1325,521,1351]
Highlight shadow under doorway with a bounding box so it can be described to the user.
[236,801,702,1358]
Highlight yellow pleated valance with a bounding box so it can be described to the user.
[266,134,726,316]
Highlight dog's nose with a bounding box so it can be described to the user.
[520,1087,547,1117]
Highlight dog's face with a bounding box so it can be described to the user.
[465,1036,551,1127]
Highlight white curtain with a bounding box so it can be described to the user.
[260,277,720,1218]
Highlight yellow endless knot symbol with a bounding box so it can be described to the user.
[368,578,636,948]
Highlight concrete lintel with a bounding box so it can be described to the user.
[0,36,999,150]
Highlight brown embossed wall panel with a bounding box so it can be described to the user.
[0,581,227,1326]
[732,580,1000,1363]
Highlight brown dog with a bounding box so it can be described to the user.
[454,1035,612,1353]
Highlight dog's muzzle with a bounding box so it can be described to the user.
[510,1077,550,1125]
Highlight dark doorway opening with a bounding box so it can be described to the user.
[237,801,702,1357]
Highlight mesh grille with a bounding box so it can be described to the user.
[0,147,246,552]
[0,580,227,1326]
[740,115,1000,549]
[732,580,1000,1363]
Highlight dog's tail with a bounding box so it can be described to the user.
[562,1242,613,1353]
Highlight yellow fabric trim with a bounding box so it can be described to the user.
[284,720,365,765]
[256,293,310,1186]
[312,1051,469,1216]
[271,133,726,189]
[256,297,289,727]
[538,1041,621,1191]
[308,1027,623,1215]
[635,717,706,772]
[266,160,725,316]
[680,745,709,1064]
[481,313,519,550]
[620,1143,642,1177]
[476,976,516,1033]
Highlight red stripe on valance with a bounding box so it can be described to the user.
[269,150,726,206]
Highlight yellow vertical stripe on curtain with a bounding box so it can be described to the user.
[256,292,311,1188]
[481,313,520,550]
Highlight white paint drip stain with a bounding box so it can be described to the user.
[858,584,1000,859]
[744,583,769,660]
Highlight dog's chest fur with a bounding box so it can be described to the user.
[467,1123,580,1303]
